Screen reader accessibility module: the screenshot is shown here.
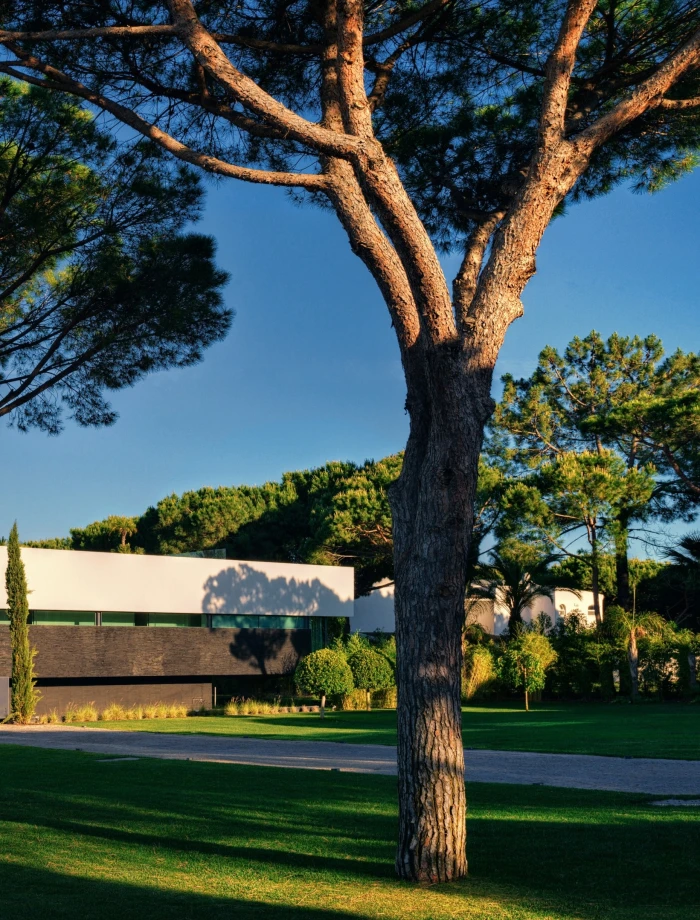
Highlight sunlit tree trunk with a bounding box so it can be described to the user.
[628,631,640,701]
[391,355,492,883]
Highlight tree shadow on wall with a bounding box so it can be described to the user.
[201,564,353,674]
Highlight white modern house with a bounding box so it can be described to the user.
[0,547,354,716]
[354,580,600,635]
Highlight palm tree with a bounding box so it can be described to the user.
[665,532,700,569]
[606,607,667,701]
[470,549,558,634]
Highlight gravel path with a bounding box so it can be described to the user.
[1,724,699,795]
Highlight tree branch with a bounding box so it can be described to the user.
[318,0,420,352]
[0,2,452,54]
[658,94,700,109]
[337,0,373,137]
[0,55,329,191]
[453,211,504,334]
[575,27,700,152]
[0,24,316,56]
[539,0,599,149]
[167,0,359,158]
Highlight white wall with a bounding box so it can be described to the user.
[0,547,354,619]
[352,580,396,633]
[353,583,601,635]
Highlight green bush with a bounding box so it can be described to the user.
[295,649,354,717]
[371,686,397,708]
[336,689,368,710]
[347,647,394,709]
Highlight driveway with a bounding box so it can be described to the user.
[1,724,698,795]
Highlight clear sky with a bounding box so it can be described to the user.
[2,167,699,542]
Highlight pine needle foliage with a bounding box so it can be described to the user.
[5,522,39,722]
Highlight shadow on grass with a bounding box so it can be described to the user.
[0,863,377,920]
[0,747,698,920]
[4,812,394,879]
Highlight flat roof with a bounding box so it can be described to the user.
[0,547,354,618]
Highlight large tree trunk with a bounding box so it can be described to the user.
[614,514,632,611]
[390,355,491,883]
[628,633,640,701]
[590,526,603,626]
[508,608,524,634]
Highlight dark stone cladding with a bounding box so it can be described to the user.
[0,626,311,679]
[32,680,214,715]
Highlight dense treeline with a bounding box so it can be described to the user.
[28,330,699,617]
[57,456,401,597]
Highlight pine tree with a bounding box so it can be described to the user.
[5,523,39,723]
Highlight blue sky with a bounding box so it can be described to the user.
[2,167,699,542]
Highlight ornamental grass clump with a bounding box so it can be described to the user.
[295,649,354,718]
[462,645,497,702]
[74,704,98,722]
[224,697,283,716]
[100,704,127,721]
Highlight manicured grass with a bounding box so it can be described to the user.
[90,701,700,759]
[0,744,697,920]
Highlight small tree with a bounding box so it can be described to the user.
[497,630,557,712]
[347,647,394,710]
[605,605,666,701]
[295,648,353,718]
[5,523,39,722]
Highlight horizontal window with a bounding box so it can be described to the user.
[148,613,204,628]
[102,612,136,627]
[210,615,310,630]
[32,611,95,626]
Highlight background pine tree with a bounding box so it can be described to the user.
[5,523,39,722]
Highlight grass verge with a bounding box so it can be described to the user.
[0,745,697,920]
[90,701,700,759]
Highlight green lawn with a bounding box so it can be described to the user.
[0,745,697,920]
[91,701,700,759]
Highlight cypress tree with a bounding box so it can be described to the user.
[5,523,39,722]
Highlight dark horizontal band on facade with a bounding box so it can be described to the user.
[17,612,312,629]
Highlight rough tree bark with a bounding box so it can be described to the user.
[3,0,700,886]
[614,518,632,611]
[390,357,492,881]
[590,525,603,627]
[628,631,640,701]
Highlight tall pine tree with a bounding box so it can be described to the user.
[5,523,39,722]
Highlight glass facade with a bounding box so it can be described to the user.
[32,610,95,626]
[149,613,204,628]
[28,611,311,629]
[210,615,310,630]
[101,612,135,627]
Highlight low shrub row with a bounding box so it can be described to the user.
[223,698,320,715]
[336,687,398,710]
[37,701,190,723]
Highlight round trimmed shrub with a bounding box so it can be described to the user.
[295,648,354,717]
[347,647,394,709]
